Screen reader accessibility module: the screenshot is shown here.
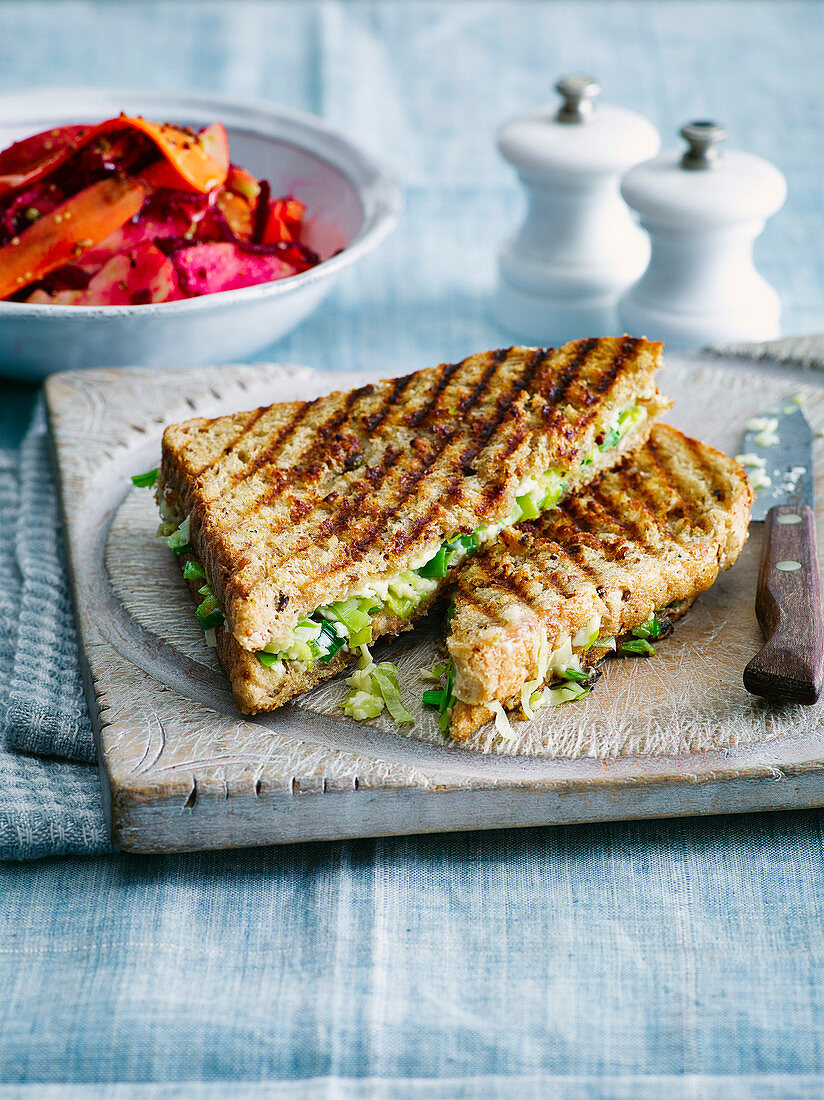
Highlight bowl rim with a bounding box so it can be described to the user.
[0,86,403,319]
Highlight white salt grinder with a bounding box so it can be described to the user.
[494,75,660,345]
[618,121,787,349]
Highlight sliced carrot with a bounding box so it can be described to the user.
[0,117,229,200]
[0,175,148,299]
[119,118,229,193]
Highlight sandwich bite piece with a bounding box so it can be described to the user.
[157,335,668,714]
[441,424,754,741]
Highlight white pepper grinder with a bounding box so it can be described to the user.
[618,121,787,349]
[494,75,660,344]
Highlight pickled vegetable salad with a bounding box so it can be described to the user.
[0,114,321,303]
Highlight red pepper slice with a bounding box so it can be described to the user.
[0,117,229,199]
[0,175,148,299]
[262,197,306,244]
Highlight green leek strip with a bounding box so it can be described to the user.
[559,666,594,684]
[418,546,450,579]
[322,598,376,648]
[341,660,414,725]
[257,652,282,669]
[632,614,662,640]
[372,666,415,724]
[131,467,159,488]
[195,593,223,631]
[421,662,449,683]
[342,690,384,721]
[619,637,655,657]
[422,688,445,707]
[165,516,192,556]
[183,560,206,581]
[420,659,456,732]
[315,620,346,663]
[515,493,541,521]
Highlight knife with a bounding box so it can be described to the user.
[740,402,824,704]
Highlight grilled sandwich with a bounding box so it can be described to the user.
[439,424,753,740]
[157,336,669,714]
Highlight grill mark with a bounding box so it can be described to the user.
[392,347,564,558]
[384,356,513,554]
[577,336,645,432]
[589,482,672,555]
[192,406,269,477]
[544,540,606,590]
[289,385,374,473]
[484,567,545,611]
[362,373,415,433]
[406,359,465,427]
[242,356,501,555]
[556,495,638,562]
[541,509,625,578]
[229,398,318,487]
[347,352,511,559]
[680,434,729,505]
[540,338,598,425]
[234,386,374,525]
[457,345,546,488]
[593,335,641,394]
[452,585,497,621]
[317,446,406,541]
[637,437,698,525]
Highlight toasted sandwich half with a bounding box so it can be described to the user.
[440,424,753,740]
[158,336,668,714]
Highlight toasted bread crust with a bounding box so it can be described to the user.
[446,424,754,740]
[160,337,667,652]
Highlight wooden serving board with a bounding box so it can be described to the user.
[45,353,824,854]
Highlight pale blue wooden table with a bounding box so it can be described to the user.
[2,2,824,1094]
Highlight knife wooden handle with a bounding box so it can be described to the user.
[744,504,824,705]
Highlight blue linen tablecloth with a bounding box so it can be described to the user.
[3,0,824,1093]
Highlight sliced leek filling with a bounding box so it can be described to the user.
[427,608,666,736]
[340,648,415,724]
[257,570,439,675]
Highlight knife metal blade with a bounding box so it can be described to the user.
[740,398,824,705]
[740,403,815,521]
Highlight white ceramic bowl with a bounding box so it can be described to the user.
[0,88,402,382]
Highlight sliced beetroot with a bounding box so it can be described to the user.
[0,124,92,196]
[76,200,199,273]
[0,182,64,245]
[171,241,298,296]
[29,241,181,305]
[87,241,181,304]
[252,179,271,243]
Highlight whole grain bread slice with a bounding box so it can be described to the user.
[445,424,754,740]
[159,336,668,658]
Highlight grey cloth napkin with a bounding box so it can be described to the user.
[1,338,822,861]
[0,406,110,860]
[5,402,95,764]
